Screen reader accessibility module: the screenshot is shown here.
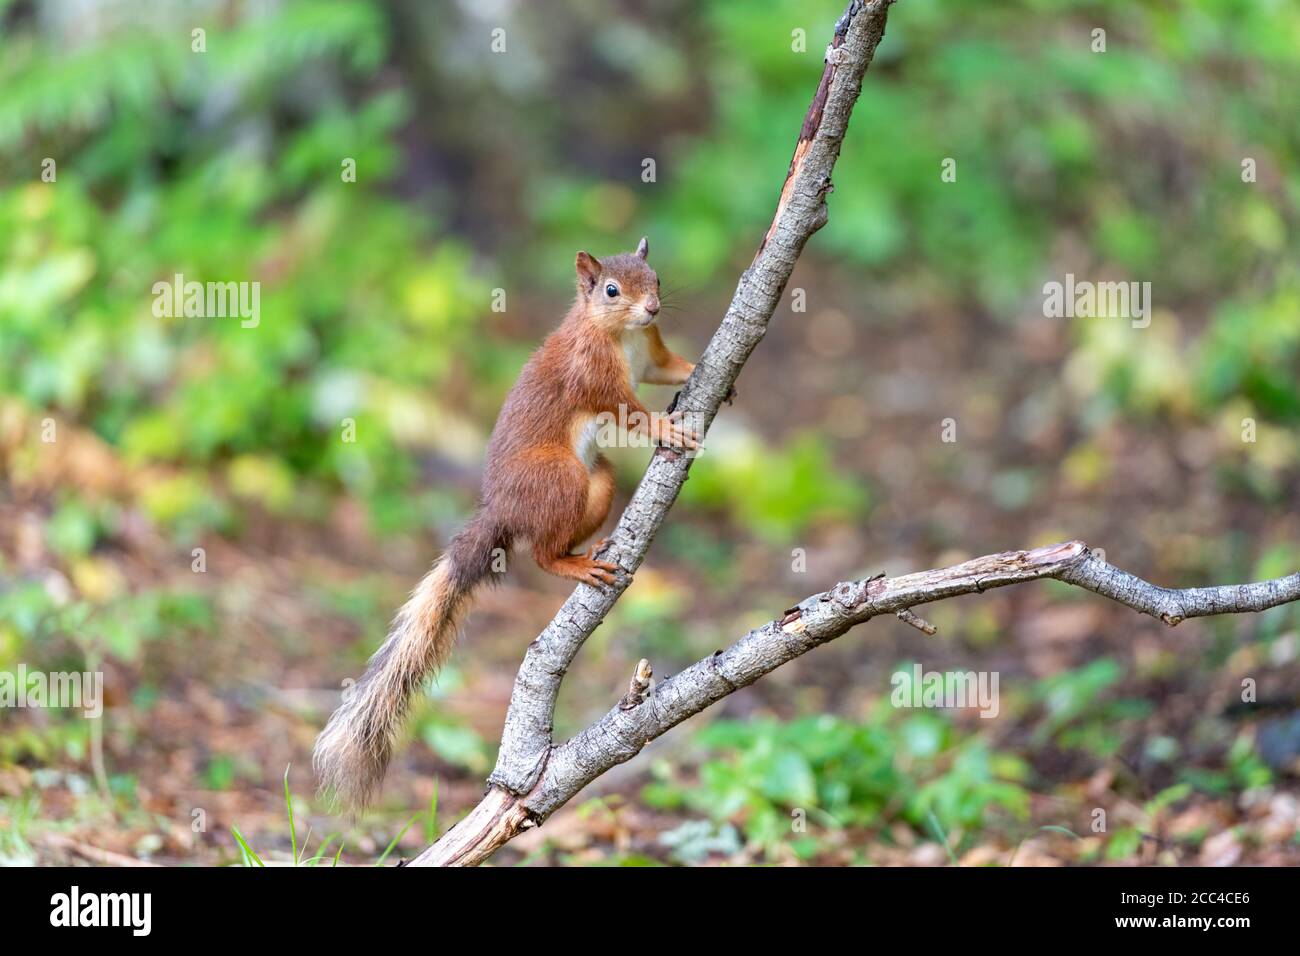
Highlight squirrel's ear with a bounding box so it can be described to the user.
[575,251,601,293]
[635,236,649,260]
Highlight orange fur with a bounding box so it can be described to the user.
[642,325,695,385]
[482,239,697,581]
[314,238,699,809]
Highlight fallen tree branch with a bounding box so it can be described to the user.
[407,0,896,867]
[411,541,1299,864]
[517,540,1300,820]
[37,832,162,868]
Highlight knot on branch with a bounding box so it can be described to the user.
[834,0,866,39]
[831,572,885,612]
[831,581,861,608]
[896,608,937,634]
[618,659,654,710]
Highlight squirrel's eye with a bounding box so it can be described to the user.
[605,284,618,298]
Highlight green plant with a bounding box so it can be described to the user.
[654,710,1030,862]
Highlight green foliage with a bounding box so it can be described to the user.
[1196,289,1300,421]
[1180,732,1272,795]
[418,718,492,777]
[909,742,1031,834]
[1033,657,1151,758]
[0,1,500,538]
[655,711,1030,861]
[538,0,1300,425]
[0,572,212,667]
[3,0,1296,541]
[2,0,1298,867]
[229,766,351,866]
[44,498,103,558]
[682,433,870,543]
[0,795,39,866]
[658,819,743,865]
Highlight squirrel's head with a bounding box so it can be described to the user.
[575,237,660,333]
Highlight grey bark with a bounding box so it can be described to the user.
[486,0,896,799]
[407,0,897,867]
[526,541,1300,818]
[411,540,1299,864]
[406,0,1300,867]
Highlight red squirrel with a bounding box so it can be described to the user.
[314,237,701,809]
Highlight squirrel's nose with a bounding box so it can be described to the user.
[645,296,660,316]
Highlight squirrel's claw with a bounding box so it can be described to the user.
[656,411,701,450]
[584,560,620,587]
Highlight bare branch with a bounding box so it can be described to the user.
[406,0,896,867]
[485,0,896,800]
[404,0,1298,870]
[411,541,1299,864]
[618,659,654,711]
[526,541,1300,820]
[896,608,937,634]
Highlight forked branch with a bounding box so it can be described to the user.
[485,1,894,804]
[405,0,1299,869]
[409,0,897,866]
[410,541,1299,865]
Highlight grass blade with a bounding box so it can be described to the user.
[283,765,298,865]
[1008,825,1081,866]
[231,825,265,867]
[303,832,341,867]
[425,779,440,844]
[926,810,959,865]
[375,813,419,866]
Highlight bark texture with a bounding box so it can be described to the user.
[411,0,897,866]
[406,0,1299,867]
[485,0,895,800]
[411,540,1299,865]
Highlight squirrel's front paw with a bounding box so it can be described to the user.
[582,559,620,587]
[654,410,702,451]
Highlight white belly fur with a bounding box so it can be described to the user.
[571,330,649,470]
[622,328,649,388]
[573,416,600,469]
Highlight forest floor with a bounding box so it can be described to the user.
[3,264,1299,866]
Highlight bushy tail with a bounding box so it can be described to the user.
[313,514,504,811]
